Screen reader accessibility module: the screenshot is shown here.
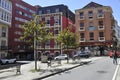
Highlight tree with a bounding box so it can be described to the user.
[21,15,52,70]
[56,27,78,63]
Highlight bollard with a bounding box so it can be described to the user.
[47,60,51,67]
[16,65,21,74]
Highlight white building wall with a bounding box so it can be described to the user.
[0,0,12,58]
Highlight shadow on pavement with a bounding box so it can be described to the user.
[0,74,21,80]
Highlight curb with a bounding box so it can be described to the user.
[33,61,91,80]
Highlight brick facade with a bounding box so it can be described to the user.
[75,2,114,47]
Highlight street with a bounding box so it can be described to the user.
[44,57,118,80]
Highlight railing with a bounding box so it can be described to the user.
[79,16,84,20]
[80,38,85,42]
[98,26,104,30]
[99,37,105,41]
[90,37,94,41]
[0,46,8,50]
[54,45,60,49]
[45,46,50,49]
[97,15,104,18]
[80,27,85,31]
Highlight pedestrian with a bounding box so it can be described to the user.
[112,49,118,65]
[99,46,104,56]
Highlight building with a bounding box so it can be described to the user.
[75,2,114,48]
[0,0,12,58]
[8,0,37,59]
[113,20,120,48]
[37,4,75,57]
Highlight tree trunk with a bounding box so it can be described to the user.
[34,32,37,70]
[67,47,69,63]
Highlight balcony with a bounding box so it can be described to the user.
[89,37,94,41]
[79,27,85,31]
[80,38,85,42]
[45,45,50,49]
[79,16,84,20]
[45,24,50,27]
[97,15,104,18]
[54,45,60,49]
[99,37,105,41]
[98,26,104,30]
[0,46,8,50]
[37,46,42,49]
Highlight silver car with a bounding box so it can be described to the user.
[54,54,68,60]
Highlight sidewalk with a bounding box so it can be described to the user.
[0,57,101,80]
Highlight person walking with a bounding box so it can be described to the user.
[112,49,118,65]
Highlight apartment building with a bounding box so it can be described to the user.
[37,4,75,57]
[113,20,120,47]
[8,0,37,59]
[0,0,12,58]
[75,2,114,47]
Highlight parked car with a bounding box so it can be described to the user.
[79,51,90,58]
[74,49,90,58]
[0,58,16,64]
[54,54,68,60]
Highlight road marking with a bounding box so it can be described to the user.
[112,60,120,80]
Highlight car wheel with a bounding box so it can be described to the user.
[86,55,89,58]
[14,60,16,63]
[55,58,58,60]
[65,57,67,60]
[6,61,9,64]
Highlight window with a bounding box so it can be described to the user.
[45,40,50,46]
[54,41,59,48]
[37,41,41,47]
[99,32,104,37]
[2,27,6,37]
[1,40,7,50]
[98,10,103,17]
[46,20,50,24]
[89,22,93,27]
[99,21,103,26]
[1,40,6,46]
[55,8,59,12]
[80,33,85,41]
[16,3,35,14]
[99,32,105,41]
[88,11,93,19]
[54,29,59,35]
[54,18,59,25]
[47,9,50,13]
[80,33,84,38]
[89,32,94,41]
[39,11,42,14]
[1,53,5,58]
[80,22,84,30]
[98,21,104,29]
[80,12,84,19]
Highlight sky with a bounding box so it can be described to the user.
[23,0,120,25]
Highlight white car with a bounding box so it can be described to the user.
[54,54,68,60]
[0,58,16,64]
